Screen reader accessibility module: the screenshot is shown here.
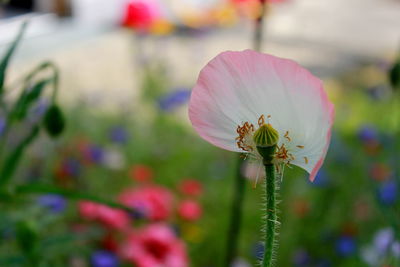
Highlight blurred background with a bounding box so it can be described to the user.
[0,0,399,266]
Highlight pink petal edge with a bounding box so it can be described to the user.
[309,102,335,182]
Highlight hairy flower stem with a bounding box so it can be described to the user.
[262,162,278,267]
[224,155,246,267]
[254,0,267,52]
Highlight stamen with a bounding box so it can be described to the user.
[275,144,295,165]
[304,157,308,164]
[284,131,291,142]
[258,114,265,126]
[236,121,255,152]
[296,145,304,149]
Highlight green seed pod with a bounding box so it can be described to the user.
[43,104,65,138]
[253,123,279,164]
[253,123,279,147]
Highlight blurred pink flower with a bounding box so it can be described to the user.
[119,224,188,267]
[78,201,130,230]
[119,186,174,220]
[179,179,203,197]
[189,50,334,181]
[122,0,159,31]
[177,200,203,221]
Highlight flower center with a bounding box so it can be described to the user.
[235,115,308,165]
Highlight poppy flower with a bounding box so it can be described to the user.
[78,201,130,230]
[130,164,154,182]
[119,186,174,220]
[178,179,203,197]
[177,200,203,221]
[189,50,334,181]
[122,0,159,31]
[118,223,188,267]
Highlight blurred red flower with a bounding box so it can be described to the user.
[119,224,188,267]
[78,201,130,230]
[122,0,158,31]
[370,163,391,182]
[130,164,154,182]
[177,200,203,222]
[179,179,203,197]
[119,186,174,220]
[292,198,310,218]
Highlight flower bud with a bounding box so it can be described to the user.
[43,104,65,138]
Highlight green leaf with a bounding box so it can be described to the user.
[0,126,40,187]
[12,79,50,121]
[43,105,65,138]
[0,22,28,95]
[15,221,38,256]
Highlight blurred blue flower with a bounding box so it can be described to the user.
[109,126,128,144]
[373,228,394,254]
[310,169,330,187]
[365,84,389,100]
[0,118,5,135]
[251,242,264,260]
[316,259,331,267]
[392,241,400,258]
[37,194,67,213]
[64,158,81,177]
[88,145,104,164]
[335,236,356,257]
[90,250,119,267]
[378,180,398,205]
[357,125,378,143]
[158,89,191,111]
[292,249,310,266]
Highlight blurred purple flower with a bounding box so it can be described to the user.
[64,158,81,177]
[109,126,128,144]
[335,236,356,257]
[158,89,191,111]
[0,118,5,135]
[90,250,119,267]
[88,145,104,164]
[378,180,398,205]
[373,228,394,254]
[357,125,378,143]
[128,207,147,220]
[293,249,311,266]
[392,241,400,258]
[231,258,251,267]
[37,194,67,213]
[33,99,48,117]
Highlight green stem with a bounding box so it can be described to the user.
[224,155,246,267]
[254,0,267,52]
[262,163,278,267]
